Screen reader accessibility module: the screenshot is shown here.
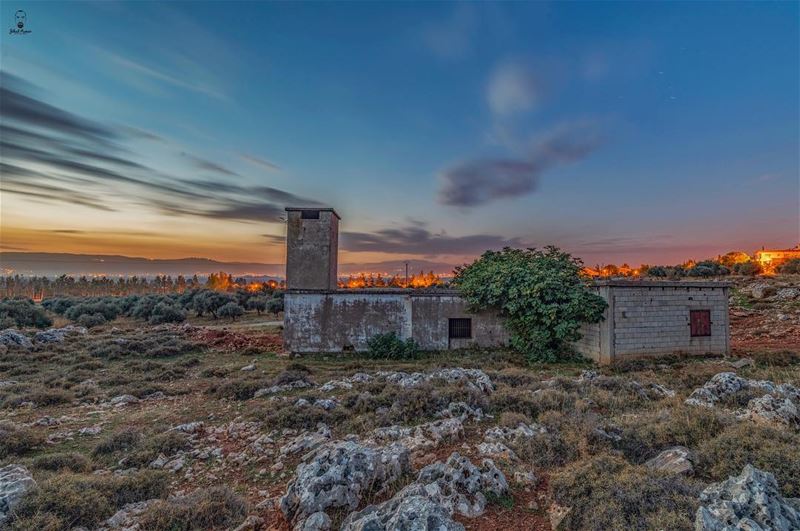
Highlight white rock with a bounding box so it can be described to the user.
[0,465,35,524]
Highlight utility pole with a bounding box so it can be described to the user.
[404,261,409,288]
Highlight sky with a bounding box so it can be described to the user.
[1,1,798,273]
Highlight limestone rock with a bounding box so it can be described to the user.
[645,446,694,475]
[685,372,778,408]
[280,441,410,528]
[775,287,800,301]
[101,499,155,529]
[108,394,139,406]
[301,511,331,531]
[0,465,35,524]
[342,452,506,530]
[695,465,800,530]
[253,380,312,398]
[477,441,517,461]
[342,494,464,531]
[750,283,777,299]
[742,395,799,428]
[434,401,484,421]
[34,325,87,343]
[367,418,464,452]
[172,421,205,434]
[280,424,331,457]
[0,329,31,349]
[378,368,494,394]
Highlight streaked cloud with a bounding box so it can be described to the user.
[340,225,524,256]
[241,153,281,172]
[438,122,602,207]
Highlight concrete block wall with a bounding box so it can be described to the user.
[284,290,509,353]
[611,284,729,358]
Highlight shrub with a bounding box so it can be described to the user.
[93,428,141,456]
[31,452,92,473]
[192,290,235,318]
[138,486,247,531]
[778,258,800,274]
[267,296,284,316]
[148,302,187,325]
[696,423,800,497]
[733,261,761,276]
[64,301,120,322]
[366,332,420,359]
[247,297,267,315]
[0,299,52,328]
[0,422,45,458]
[453,246,607,362]
[12,470,168,528]
[550,454,700,530]
[218,302,244,321]
[77,313,106,328]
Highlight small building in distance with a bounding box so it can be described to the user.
[282,207,730,364]
[755,245,800,272]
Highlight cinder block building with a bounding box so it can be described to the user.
[282,207,730,363]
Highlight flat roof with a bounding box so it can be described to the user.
[286,288,460,295]
[285,207,340,219]
[592,279,732,288]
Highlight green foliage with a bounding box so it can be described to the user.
[453,246,607,362]
[148,302,187,325]
[0,299,52,329]
[138,486,248,531]
[733,261,762,276]
[76,313,106,328]
[778,258,800,274]
[267,296,284,316]
[687,260,729,277]
[366,332,420,359]
[217,302,244,321]
[247,296,267,315]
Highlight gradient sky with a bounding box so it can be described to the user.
[1,1,798,272]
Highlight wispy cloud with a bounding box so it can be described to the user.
[0,72,317,224]
[420,5,478,59]
[240,153,281,172]
[487,62,540,116]
[438,122,603,207]
[340,224,524,256]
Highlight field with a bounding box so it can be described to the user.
[1,278,799,530]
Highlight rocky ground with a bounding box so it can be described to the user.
[0,278,799,530]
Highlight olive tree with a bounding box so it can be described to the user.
[452,246,607,362]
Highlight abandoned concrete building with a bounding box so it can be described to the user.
[282,208,731,363]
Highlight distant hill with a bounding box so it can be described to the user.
[0,252,457,278]
[0,252,283,277]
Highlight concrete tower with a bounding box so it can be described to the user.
[285,208,340,290]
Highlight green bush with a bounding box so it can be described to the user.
[217,302,244,321]
[0,299,52,329]
[733,261,761,276]
[366,332,420,359]
[77,313,106,328]
[0,422,45,458]
[148,302,186,325]
[31,452,92,473]
[453,246,607,362]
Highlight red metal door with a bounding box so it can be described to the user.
[690,310,711,337]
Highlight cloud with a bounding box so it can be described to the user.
[340,224,523,256]
[438,123,602,207]
[0,72,118,144]
[0,72,320,224]
[241,153,281,172]
[487,62,539,116]
[420,5,477,59]
[181,152,239,176]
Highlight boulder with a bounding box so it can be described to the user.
[378,368,494,394]
[280,441,410,529]
[695,465,800,530]
[750,283,777,299]
[34,325,87,343]
[342,494,464,531]
[742,395,799,428]
[253,380,312,398]
[775,287,800,301]
[685,372,777,408]
[0,329,31,349]
[645,446,694,475]
[280,424,332,457]
[342,452,506,531]
[0,465,36,524]
[368,418,464,452]
[108,394,139,406]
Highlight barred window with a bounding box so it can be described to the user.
[448,318,472,339]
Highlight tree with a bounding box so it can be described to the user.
[733,262,761,276]
[452,246,607,362]
[148,302,186,325]
[248,297,267,315]
[218,302,244,321]
[267,297,284,317]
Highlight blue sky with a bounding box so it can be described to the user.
[1,1,798,271]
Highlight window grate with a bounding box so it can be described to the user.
[690,310,711,337]
[301,210,320,220]
[448,318,472,339]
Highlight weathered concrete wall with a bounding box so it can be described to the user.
[284,290,509,353]
[285,209,339,291]
[608,283,729,360]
